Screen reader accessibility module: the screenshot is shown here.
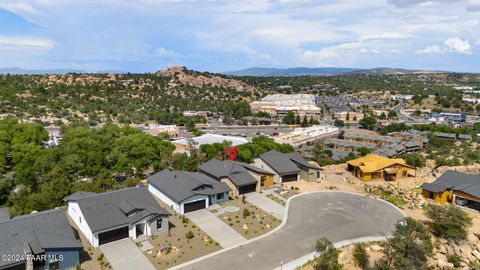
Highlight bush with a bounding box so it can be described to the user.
[185,230,194,239]
[447,254,461,268]
[243,208,251,218]
[404,153,426,168]
[352,243,369,270]
[313,237,342,270]
[425,204,472,242]
[97,253,104,261]
[375,218,432,270]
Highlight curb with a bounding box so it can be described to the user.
[169,190,404,270]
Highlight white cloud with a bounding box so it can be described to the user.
[417,45,446,54]
[153,48,182,58]
[467,0,480,11]
[444,37,472,54]
[0,35,55,50]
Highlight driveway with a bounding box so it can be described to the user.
[246,193,285,220]
[172,192,403,270]
[100,238,155,270]
[186,209,247,248]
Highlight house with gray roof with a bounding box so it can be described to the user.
[65,187,169,247]
[199,159,275,197]
[148,170,230,214]
[422,170,480,212]
[0,208,82,270]
[253,150,322,183]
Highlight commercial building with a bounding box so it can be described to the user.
[250,94,321,119]
[143,125,180,139]
[173,133,249,154]
[273,125,339,147]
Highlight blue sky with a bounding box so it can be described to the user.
[0,0,479,73]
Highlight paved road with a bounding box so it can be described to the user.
[186,209,247,248]
[173,192,403,270]
[100,238,155,270]
[246,193,285,220]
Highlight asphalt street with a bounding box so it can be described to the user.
[172,192,403,270]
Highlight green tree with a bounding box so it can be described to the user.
[359,116,377,130]
[313,237,342,270]
[353,243,369,270]
[404,153,426,168]
[357,147,372,156]
[424,204,472,242]
[375,218,432,270]
[282,112,296,125]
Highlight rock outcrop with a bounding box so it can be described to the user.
[156,66,259,93]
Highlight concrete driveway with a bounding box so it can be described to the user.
[172,192,403,270]
[186,209,247,248]
[246,193,285,220]
[100,238,155,270]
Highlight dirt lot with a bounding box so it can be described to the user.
[213,198,281,239]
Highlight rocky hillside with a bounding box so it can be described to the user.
[157,66,259,93]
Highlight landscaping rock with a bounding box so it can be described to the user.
[468,234,479,245]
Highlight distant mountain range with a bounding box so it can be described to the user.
[0,66,447,76]
[223,67,444,76]
[0,67,126,75]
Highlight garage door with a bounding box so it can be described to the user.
[98,226,129,245]
[239,184,256,195]
[183,200,206,213]
[282,174,298,182]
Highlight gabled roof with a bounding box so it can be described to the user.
[148,170,230,204]
[63,191,97,201]
[65,187,169,233]
[347,154,414,173]
[421,170,480,198]
[199,159,272,187]
[258,150,321,175]
[0,208,82,268]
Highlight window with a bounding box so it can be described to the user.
[156,218,163,230]
[317,171,321,178]
[216,193,224,200]
[428,192,434,200]
[260,176,266,186]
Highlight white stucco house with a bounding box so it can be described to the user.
[65,187,170,247]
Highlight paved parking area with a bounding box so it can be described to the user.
[246,193,285,220]
[186,209,247,248]
[100,238,155,270]
[173,192,403,270]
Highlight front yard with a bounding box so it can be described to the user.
[211,197,281,239]
[145,200,222,269]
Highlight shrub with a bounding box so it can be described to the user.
[243,208,251,218]
[425,204,472,242]
[97,253,104,261]
[313,237,342,270]
[185,230,194,239]
[447,254,461,268]
[352,243,369,270]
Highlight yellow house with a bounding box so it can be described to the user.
[422,170,480,211]
[347,154,416,181]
